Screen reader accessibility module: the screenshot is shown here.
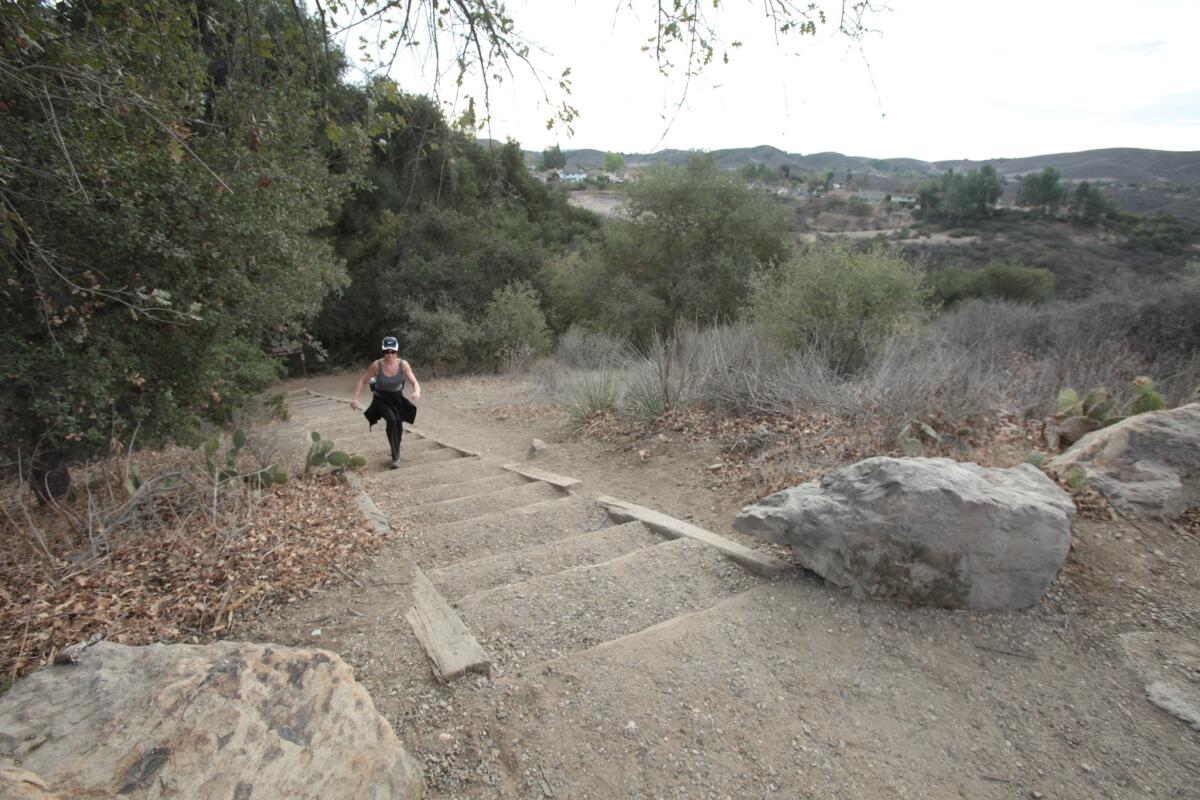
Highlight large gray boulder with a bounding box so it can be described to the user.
[734,457,1075,610]
[1049,402,1200,519]
[0,641,423,800]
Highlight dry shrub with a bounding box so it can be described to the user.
[621,329,705,422]
[549,276,1200,450]
[0,427,380,683]
[554,325,627,370]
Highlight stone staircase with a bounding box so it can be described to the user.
[283,389,794,797]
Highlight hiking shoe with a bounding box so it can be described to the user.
[390,459,401,469]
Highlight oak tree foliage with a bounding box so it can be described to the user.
[1,0,353,494]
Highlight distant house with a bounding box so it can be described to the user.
[890,194,918,208]
[852,190,888,204]
[561,171,587,183]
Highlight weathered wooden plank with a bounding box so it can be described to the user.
[405,569,492,683]
[596,496,793,578]
[404,427,484,458]
[501,463,582,490]
[346,474,392,536]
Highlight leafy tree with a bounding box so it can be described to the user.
[550,155,791,338]
[479,280,553,368]
[738,162,776,185]
[315,89,597,364]
[1068,181,1114,224]
[748,242,930,371]
[603,152,626,173]
[403,303,476,374]
[916,166,1003,225]
[543,145,567,170]
[547,247,667,338]
[323,1,872,129]
[1017,168,1067,214]
[809,170,834,195]
[1,0,353,496]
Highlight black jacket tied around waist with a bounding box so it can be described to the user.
[363,392,416,427]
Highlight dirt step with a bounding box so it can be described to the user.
[290,405,350,421]
[429,521,665,602]
[386,446,466,469]
[347,447,465,475]
[457,583,810,799]
[378,480,564,527]
[410,496,609,571]
[323,432,441,455]
[287,399,334,411]
[455,537,763,674]
[391,471,530,507]
[366,457,503,493]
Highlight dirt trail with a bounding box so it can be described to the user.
[246,373,1200,799]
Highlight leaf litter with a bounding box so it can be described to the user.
[1,469,387,684]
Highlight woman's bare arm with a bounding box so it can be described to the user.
[349,361,378,410]
[402,360,421,401]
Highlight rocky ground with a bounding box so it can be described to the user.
[245,371,1199,799]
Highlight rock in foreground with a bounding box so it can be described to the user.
[0,641,423,800]
[734,457,1075,610]
[1049,402,1200,519]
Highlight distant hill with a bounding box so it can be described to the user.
[934,148,1200,185]
[504,142,1200,185]
[495,143,1200,220]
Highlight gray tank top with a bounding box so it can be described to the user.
[375,360,406,393]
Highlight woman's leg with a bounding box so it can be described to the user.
[380,404,401,462]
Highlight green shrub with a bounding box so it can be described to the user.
[404,303,476,372]
[264,392,290,422]
[547,247,670,344]
[479,280,553,370]
[846,198,873,218]
[748,242,929,371]
[928,264,1055,307]
[547,156,791,336]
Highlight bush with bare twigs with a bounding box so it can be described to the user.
[0,423,378,683]
[536,273,1200,453]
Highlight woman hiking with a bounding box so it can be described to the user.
[350,336,421,468]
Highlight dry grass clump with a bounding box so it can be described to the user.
[534,285,1200,499]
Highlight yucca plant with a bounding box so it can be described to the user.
[565,371,623,424]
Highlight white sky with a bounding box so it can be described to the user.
[341,0,1200,161]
